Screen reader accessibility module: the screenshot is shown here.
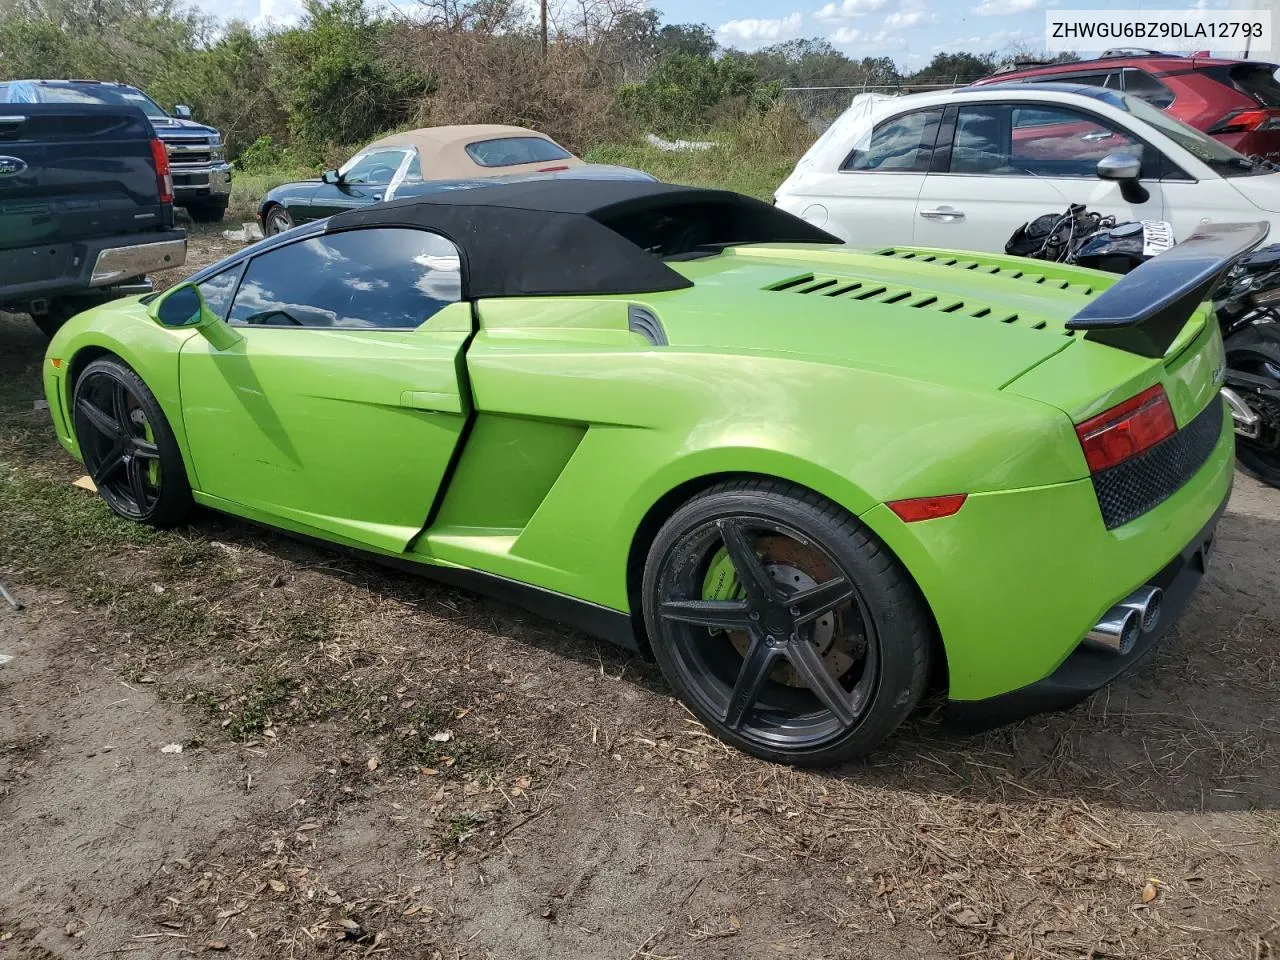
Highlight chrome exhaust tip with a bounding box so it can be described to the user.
[1119,585,1163,633]
[1083,605,1141,656]
[1222,386,1261,440]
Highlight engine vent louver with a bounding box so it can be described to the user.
[766,272,1059,332]
[628,305,668,346]
[878,248,1099,297]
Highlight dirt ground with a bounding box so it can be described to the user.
[1,233,1278,960]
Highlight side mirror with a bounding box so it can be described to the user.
[1097,153,1141,181]
[173,104,193,120]
[148,282,242,349]
[1096,153,1149,204]
[321,168,342,184]
[150,282,212,329]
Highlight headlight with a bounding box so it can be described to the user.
[211,148,225,162]
[209,134,223,147]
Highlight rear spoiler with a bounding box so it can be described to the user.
[1066,221,1270,358]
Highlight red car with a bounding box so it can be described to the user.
[974,50,1280,161]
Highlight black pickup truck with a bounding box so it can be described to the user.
[0,103,186,336]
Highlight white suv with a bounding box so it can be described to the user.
[775,84,1280,251]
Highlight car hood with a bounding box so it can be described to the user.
[151,117,220,138]
[657,243,1120,393]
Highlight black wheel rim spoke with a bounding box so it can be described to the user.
[716,518,778,605]
[789,576,854,626]
[75,396,122,440]
[91,440,128,485]
[126,456,151,510]
[786,639,857,728]
[132,438,160,460]
[660,598,753,631]
[724,636,779,730]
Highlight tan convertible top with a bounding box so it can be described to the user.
[365,125,584,180]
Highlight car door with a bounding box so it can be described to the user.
[178,226,471,554]
[914,102,1167,252]
[797,106,943,246]
[303,147,411,220]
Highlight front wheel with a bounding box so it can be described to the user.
[72,357,192,527]
[642,480,932,766]
[1225,326,1280,488]
[263,205,294,235]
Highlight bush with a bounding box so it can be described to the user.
[617,52,775,137]
[273,0,428,152]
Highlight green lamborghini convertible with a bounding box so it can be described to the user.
[42,180,1260,765]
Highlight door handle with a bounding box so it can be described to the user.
[1081,131,1113,142]
[372,193,383,202]
[919,208,965,221]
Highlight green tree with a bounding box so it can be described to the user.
[908,51,997,85]
[273,0,427,150]
[617,51,775,135]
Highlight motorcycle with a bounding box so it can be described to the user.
[1006,205,1280,487]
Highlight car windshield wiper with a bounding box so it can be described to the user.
[1207,155,1259,172]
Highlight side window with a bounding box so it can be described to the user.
[339,149,409,186]
[1122,68,1175,108]
[227,229,462,330]
[949,105,1013,174]
[196,264,244,320]
[1010,105,1146,176]
[841,109,942,173]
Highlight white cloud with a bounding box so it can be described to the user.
[716,12,803,44]
[932,29,1031,52]
[250,0,305,26]
[883,9,937,28]
[830,26,908,50]
[971,0,1044,15]
[814,0,889,22]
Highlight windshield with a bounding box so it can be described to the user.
[1108,89,1266,176]
[21,82,169,119]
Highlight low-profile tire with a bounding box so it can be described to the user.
[72,357,192,528]
[1225,326,1280,488]
[263,204,294,235]
[642,479,932,767]
[186,202,228,223]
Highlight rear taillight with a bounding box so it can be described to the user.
[1075,385,1177,473]
[1208,108,1280,134]
[150,138,174,205]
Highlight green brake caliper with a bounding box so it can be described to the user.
[701,548,744,634]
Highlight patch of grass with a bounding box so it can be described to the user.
[219,671,298,740]
[225,165,318,222]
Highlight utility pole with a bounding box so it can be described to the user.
[540,0,548,57]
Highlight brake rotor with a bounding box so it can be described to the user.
[703,535,862,689]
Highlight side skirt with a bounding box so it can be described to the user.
[191,492,642,653]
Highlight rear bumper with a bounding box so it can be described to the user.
[945,482,1228,729]
[90,235,186,286]
[0,229,186,307]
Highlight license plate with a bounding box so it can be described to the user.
[1141,220,1175,257]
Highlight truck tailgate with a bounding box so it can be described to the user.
[0,104,169,254]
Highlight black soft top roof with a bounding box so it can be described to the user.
[325,179,840,299]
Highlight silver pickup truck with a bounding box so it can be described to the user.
[0,79,233,223]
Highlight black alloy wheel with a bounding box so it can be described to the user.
[643,480,932,766]
[72,357,192,527]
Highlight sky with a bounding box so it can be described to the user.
[193,0,1244,71]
